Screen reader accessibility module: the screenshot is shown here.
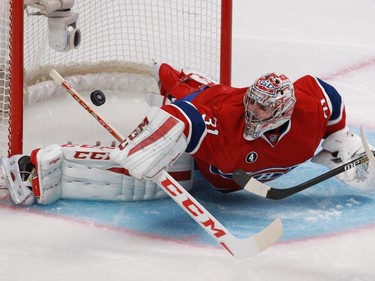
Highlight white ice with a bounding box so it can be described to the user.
[1,0,375,280]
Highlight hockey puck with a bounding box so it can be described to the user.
[90,90,106,106]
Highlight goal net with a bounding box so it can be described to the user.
[0,0,232,158]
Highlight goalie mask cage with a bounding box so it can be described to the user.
[0,0,232,158]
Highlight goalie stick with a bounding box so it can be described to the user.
[233,127,375,200]
[49,69,282,258]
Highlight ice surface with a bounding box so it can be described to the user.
[1,0,375,280]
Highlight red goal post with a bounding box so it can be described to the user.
[0,0,232,157]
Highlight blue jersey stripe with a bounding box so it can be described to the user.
[181,86,209,102]
[172,100,206,153]
[317,78,343,121]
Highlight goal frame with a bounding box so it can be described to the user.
[7,1,24,157]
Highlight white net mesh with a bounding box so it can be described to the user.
[24,1,222,85]
[0,0,226,157]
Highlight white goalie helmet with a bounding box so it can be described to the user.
[243,72,296,141]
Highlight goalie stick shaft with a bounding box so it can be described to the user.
[233,129,375,200]
[49,69,282,258]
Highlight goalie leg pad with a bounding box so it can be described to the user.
[33,143,194,204]
[61,148,193,201]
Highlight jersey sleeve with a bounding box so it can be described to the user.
[158,63,210,100]
[294,75,346,137]
[162,100,208,154]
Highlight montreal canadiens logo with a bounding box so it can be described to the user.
[255,74,283,96]
[246,151,258,163]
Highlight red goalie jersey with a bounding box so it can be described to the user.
[158,63,346,192]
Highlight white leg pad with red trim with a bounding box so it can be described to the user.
[33,143,193,205]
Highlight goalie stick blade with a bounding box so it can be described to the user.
[221,218,282,258]
[249,217,282,254]
[360,126,375,168]
[156,170,282,258]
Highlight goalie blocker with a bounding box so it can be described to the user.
[1,143,193,206]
